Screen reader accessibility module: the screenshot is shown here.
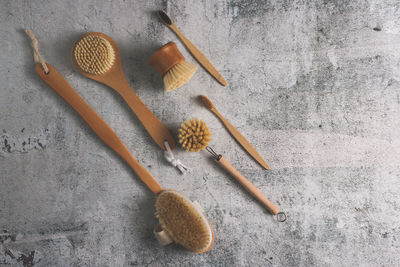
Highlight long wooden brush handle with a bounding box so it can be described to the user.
[107,77,176,151]
[217,156,279,214]
[36,63,163,194]
[169,24,227,86]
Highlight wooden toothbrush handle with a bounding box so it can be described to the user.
[117,81,176,151]
[217,156,279,214]
[36,63,163,194]
[169,24,227,86]
[213,109,270,170]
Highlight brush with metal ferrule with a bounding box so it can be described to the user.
[206,147,286,221]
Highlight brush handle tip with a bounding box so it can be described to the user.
[217,156,279,215]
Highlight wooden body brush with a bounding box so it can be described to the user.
[72,32,175,150]
[33,62,214,253]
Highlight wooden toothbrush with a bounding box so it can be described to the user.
[34,63,214,253]
[200,95,270,170]
[157,10,228,87]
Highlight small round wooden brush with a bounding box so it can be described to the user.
[178,118,211,152]
[149,42,197,92]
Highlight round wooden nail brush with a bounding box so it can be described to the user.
[149,42,197,92]
[206,147,286,221]
[174,116,283,219]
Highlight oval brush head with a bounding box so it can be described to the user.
[73,35,115,75]
[155,190,214,253]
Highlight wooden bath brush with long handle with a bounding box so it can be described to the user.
[200,95,270,170]
[72,32,175,151]
[26,28,212,251]
[174,114,284,220]
[32,63,214,253]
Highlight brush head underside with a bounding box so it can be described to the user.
[155,190,214,253]
[163,61,197,92]
[73,35,115,75]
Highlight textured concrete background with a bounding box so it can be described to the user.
[1,0,400,266]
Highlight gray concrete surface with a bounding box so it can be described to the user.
[1,0,400,266]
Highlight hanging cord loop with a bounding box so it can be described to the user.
[276,212,287,222]
[163,141,189,174]
[25,29,49,74]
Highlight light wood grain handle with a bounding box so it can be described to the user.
[118,82,176,151]
[213,109,270,170]
[217,156,279,214]
[169,24,227,86]
[36,63,163,194]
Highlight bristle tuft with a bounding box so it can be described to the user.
[163,61,197,92]
[178,118,211,152]
[73,35,115,75]
[155,191,213,252]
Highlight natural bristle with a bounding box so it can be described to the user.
[163,61,197,92]
[158,10,172,25]
[178,118,211,152]
[155,191,213,253]
[73,35,115,75]
[200,95,214,109]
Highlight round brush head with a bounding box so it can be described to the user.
[155,190,214,253]
[149,42,197,92]
[163,61,197,92]
[178,118,211,152]
[73,35,115,75]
